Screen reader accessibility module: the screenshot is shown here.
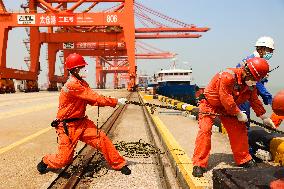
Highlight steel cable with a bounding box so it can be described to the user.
[126,100,284,135]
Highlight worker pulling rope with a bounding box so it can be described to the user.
[125,100,284,135]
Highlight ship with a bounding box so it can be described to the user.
[155,68,198,105]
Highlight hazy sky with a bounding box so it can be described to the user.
[3,0,284,91]
[137,0,284,90]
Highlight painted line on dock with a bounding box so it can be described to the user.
[0,102,58,120]
[140,92,209,189]
[0,127,52,155]
[0,93,57,103]
[0,95,58,107]
[0,106,95,155]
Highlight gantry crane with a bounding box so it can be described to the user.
[95,41,176,89]
[0,0,209,93]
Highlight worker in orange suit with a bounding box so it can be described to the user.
[192,57,276,177]
[270,112,284,128]
[37,53,131,175]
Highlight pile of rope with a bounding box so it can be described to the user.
[78,140,185,178]
[114,139,186,158]
[83,154,109,179]
[114,139,163,158]
[75,153,109,179]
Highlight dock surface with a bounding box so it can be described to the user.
[0,90,280,188]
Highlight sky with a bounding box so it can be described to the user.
[3,0,284,92]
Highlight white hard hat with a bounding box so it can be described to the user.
[255,36,275,50]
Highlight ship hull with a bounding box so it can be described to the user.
[156,82,197,105]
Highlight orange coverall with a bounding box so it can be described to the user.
[43,76,126,170]
[271,112,284,128]
[192,68,266,167]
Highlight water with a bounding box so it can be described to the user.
[250,86,284,131]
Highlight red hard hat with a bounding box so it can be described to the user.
[246,57,269,81]
[272,90,284,116]
[65,53,87,70]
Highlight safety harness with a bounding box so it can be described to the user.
[54,73,94,137]
[51,117,85,136]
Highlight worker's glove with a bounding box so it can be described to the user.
[260,115,276,129]
[263,118,276,129]
[118,98,127,106]
[237,111,248,122]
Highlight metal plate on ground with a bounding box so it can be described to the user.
[213,166,284,189]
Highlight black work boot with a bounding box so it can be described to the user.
[239,159,257,168]
[37,159,48,174]
[192,166,206,177]
[120,165,131,175]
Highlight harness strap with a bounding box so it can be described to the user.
[51,116,86,136]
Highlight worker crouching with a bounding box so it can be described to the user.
[192,57,276,177]
[37,53,131,175]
